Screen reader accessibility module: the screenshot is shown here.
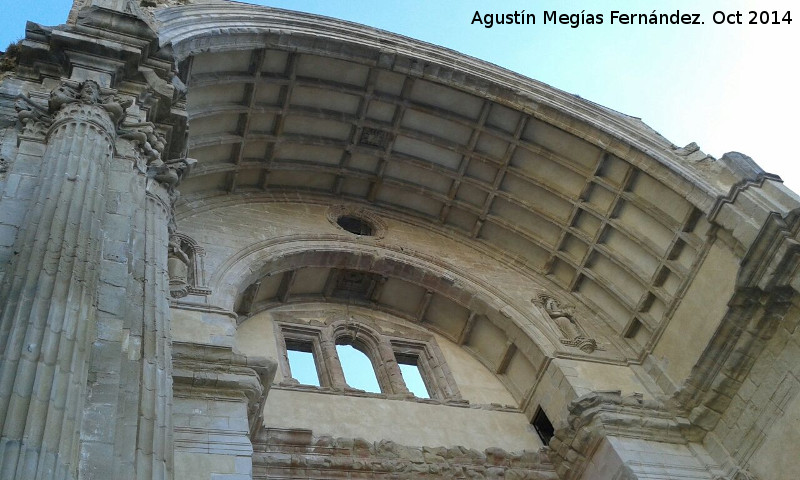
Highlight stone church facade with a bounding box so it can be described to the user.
[0,1,798,479]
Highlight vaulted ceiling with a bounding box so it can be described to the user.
[161,4,718,352]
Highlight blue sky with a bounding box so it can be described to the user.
[2,0,798,191]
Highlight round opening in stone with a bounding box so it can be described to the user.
[336,215,374,236]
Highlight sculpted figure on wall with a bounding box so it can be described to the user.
[168,234,191,298]
[166,232,211,298]
[533,292,600,354]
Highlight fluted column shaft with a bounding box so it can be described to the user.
[135,184,173,480]
[0,101,115,480]
[77,145,176,480]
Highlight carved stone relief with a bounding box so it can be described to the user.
[168,232,211,298]
[15,79,130,142]
[532,292,602,354]
[253,428,557,480]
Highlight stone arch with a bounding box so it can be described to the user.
[213,237,564,404]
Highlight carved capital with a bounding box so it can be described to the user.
[49,102,118,140]
[16,80,131,142]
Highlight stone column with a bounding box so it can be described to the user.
[0,81,117,480]
[137,181,174,480]
[79,137,192,480]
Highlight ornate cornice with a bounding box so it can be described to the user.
[15,5,188,157]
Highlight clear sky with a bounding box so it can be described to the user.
[2,0,798,191]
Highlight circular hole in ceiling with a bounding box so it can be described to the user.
[336,215,374,236]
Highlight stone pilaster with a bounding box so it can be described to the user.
[139,181,174,479]
[79,145,194,480]
[548,391,727,480]
[0,81,117,480]
[171,343,275,480]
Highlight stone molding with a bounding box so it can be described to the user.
[548,391,725,480]
[172,341,277,435]
[252,428,557,480]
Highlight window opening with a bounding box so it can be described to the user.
[532,406,555,445]
[336,344,381,393]
[286,341,320,387]
[336,215,373,236]
[395,354,430,398]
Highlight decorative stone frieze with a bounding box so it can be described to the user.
[252,428,557,480]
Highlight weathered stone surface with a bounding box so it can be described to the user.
[1,1,800,479]
[252,429,557,480]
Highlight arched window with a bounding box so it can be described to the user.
[274,314,462,402]
[335,343,381,393]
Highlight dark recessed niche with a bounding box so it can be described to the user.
[532,406,555,445]
[337,215,374,236]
